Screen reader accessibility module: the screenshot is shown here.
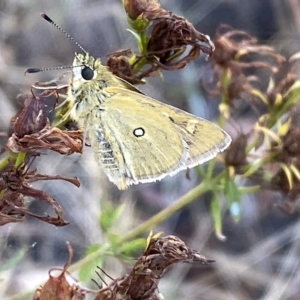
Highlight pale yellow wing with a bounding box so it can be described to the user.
[86,87,231,189]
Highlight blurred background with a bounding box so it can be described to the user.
[1,0,300,299]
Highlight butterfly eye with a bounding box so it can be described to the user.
[81,66,94,80]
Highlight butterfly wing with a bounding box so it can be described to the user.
[87,87,231,189]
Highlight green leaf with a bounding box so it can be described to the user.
[251,89,269,105]
[79,244,103,282]
[106,232,122,251]
[127,16,149,32]
[126,28,150,54]
[119,238,146,255]
[211,195,226,241]
[99,202,126,232]
[86,244,102,255]
[127,29,142,45]
[224,175,242,222]
[286,79,300,95]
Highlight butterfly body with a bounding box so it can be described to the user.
[67,53,231,189]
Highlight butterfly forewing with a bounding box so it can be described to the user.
[88,95,187,189]
[170,110,231,166]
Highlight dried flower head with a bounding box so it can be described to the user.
[33,242,86,300]
[107,49,145,84]
[145,10,214,70]
[94,235,213,299]
[0,192,25,225]
[0,154,80,226]
[119,0,214,82]
[205,25,285,106]
[225,133,248,171]
[6,90,83,155]
[123,0,161,21]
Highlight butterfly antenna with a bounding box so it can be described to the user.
[25,65,75,74]
[41,13,87,53]
[25,13,87,74]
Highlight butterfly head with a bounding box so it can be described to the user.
[73,52,109,84]
[72,53,97,82]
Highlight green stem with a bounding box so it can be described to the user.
[239,185,260,194]
[15,152,27,168]
[0,152,17,170]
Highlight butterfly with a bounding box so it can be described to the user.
[29,14,231,190]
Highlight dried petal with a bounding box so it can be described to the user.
[13,92,48,138]
[6,128,83,155]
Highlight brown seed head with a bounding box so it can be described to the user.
[146,12,214,70]
[282,127,300,158]
[123,0,161,20]
[107,50,144,84]
[225,133,248,169]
